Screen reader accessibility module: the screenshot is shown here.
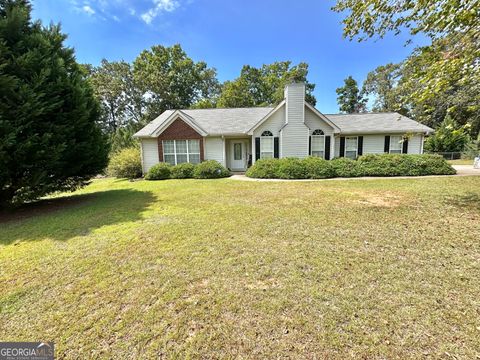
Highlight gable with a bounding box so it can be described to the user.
[158,117,203,139]
[304,106,335,136]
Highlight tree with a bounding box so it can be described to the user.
[0,0,109,206]
[424,115,471,153]
[336,76,366,113]
[217,61,316,108]
[333,0,480,105]
[133,44,220,120]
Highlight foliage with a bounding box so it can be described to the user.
[336,76,367,113]
[170,163,196,179]
[107,148,142,179]
[333,0,480,134]
[145,162,172,180]
[109,125,140,154]
[424,115,471,153]
[462,135,480,159]
[0,0,109,206]
[193,160,230,179]
[133,44,220,121]
[246,155,455,179]
[217,61,316,107]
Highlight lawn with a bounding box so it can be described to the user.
[447,159,476,165]
[1,176,479,358]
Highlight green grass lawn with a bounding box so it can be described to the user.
[448,159,476,165]
[1,176,480,358]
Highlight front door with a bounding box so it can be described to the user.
[230,141,246,170]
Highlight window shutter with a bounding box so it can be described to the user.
[325,136,331,160]
[274,137,279,158]
[255,137,260,160]
[384,136,390,153]
[402,139,408,154]
[308,136,311,155]
[357,136,364,156]
[339,137,345,157]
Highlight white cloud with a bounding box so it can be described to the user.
[82,5,96,15]
[141,0,179,24]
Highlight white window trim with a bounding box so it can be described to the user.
[389,135,403,154]
[260,131,274,159]
[345,136,358,159]
[311,133,325,158]
[163,139,200,165]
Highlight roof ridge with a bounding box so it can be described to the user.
[184,106,274,111]
[325,112,401,115]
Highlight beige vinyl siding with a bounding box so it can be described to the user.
[281,84,309,158]
[205,136,225,166]
[305,106,335,158]
[408,134,424,154]
[252,104,286,137]
[140,138,160,174]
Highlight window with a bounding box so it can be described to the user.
[260,130,274,159]
[311,129,325,158]
[163,139,201,165]
[345,137,358,159]
[234,143,242,160]
[389,135,403,154]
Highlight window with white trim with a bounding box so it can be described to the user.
[345,137,358,159]
[389,135,403,154]
[163,139,201,165]
[260,131,274,159]
[311,129,325,158]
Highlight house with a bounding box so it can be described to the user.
[134,83,434,173]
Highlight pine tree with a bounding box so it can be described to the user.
[0,0,109,206]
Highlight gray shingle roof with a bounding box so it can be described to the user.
[134,106,433,137]
[134,107,274,137]
[325,112,434,134]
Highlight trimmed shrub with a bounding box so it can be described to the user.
[329,158,360,177]
[303,157,335,179]
[245,154,455,179]
[245,159,280,178]
[145,163,172,180]
[193,160,230,179]
[107,147,142,179]
[170,163,196,179]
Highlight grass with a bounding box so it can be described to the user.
[1,176,480,358]
[447,159,476,165]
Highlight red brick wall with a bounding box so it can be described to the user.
[157,118,204,162]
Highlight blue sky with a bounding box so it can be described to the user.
[32,0,426,113]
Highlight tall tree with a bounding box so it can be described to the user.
[133,44,219,120]
[217,61,316,108]
[0,0,109,206]
[336,76,366,113]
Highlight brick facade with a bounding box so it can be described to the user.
[157,118,205,162]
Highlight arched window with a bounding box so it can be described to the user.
[311,129,325,158]
[260,130,274,158]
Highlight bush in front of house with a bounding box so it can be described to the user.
[145,163,172,180]
[245,154,456,179]
[193,160,230,179]
[107,147,142,179]
[170,163,196,179]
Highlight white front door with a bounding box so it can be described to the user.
[230,141,246,170]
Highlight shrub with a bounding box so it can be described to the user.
[329,158,360,177]
[107,147,142,179]
[245,159,280,178]
[145,163,172,180]
[275,158,308,179]
[193,160,230,179]
[303,157,335,179]
[171,163,196,179]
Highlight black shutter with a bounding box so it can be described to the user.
[402,139,408,154]
[339,137,345,157]
[255,137,260,160]
[325,136,331,160]
[357,136,364,156]
[274,137,279,158]
[384,136,390,153]
[308,136,312,156]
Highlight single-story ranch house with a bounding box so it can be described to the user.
[134,83,434,173]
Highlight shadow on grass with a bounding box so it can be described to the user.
[445,192,480,211]
[0,189,155,244]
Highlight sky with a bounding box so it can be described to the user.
[31,0,427,113]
